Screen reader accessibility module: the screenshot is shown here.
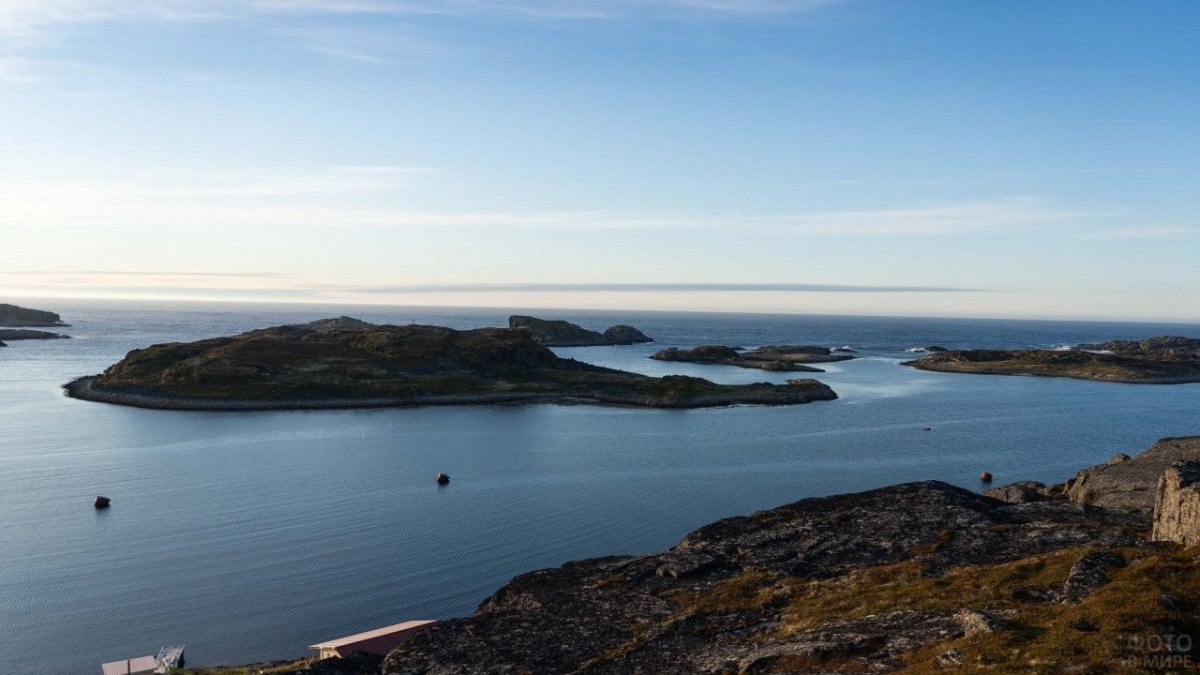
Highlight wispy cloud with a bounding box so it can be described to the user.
[0,0,838,35]
[1071,225,1200,240]
[276,25,457,64]
[0,270,293,278]
[351,282,976,293]
[0,169,1112,238]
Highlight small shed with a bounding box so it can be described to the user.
[100,655,158,675]
[309,620,437,659]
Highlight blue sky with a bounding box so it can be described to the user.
[2,1,1199,320]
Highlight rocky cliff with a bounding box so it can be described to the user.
[0,303,66,327]
[508,316,653,346]
[1064,437,1200,511]
[1153,461,1200,547]
[66,319,834,410]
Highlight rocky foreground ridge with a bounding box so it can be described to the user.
[0,302,67,327]
[904,336,1200,383]
[65,318,834,410]
[189,438,1200,675]
[651,345,855,372]
[508,315,653,347]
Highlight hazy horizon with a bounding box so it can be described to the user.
[3,1,1199,321]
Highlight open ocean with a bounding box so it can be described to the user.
[3,300,1199,674]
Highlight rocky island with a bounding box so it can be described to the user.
[904,336,1200,383]
[652,345,854,372]
[0,329,70,341]
[0,303,68,327]
[64,318,835,410]
[190,437,1200,675]
[508,315,653,346]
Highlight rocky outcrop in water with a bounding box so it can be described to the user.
[1077,335,1200,359]
[508,316,652,346]
[0,329,70,341]
[651,344,852,372]
[0,303,67,327]
[1153,460,1200,546]
[65,319,834,410]
[904,346,1200,383]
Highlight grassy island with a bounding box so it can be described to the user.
[904,341,1200,384]
[64,318,836,410]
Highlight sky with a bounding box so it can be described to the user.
[2,0,1199,321]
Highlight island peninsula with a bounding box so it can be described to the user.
[64,318,836,410]
[0,303,68,327]
[903,336,1200,384]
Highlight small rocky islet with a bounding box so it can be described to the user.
[507,315,653,346]
[0,302,68,328]
[904,335,1200,383]
[0,303,70,340]
[651,344,855,372]
[64,317,836,410]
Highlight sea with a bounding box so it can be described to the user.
[2,300,1199,674]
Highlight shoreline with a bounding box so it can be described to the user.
[63,376,835,411]
[903,360,1200,384]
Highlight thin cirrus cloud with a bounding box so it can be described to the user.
[350,282,978,294]
[0,0,837,34]
[0,167,1099,237]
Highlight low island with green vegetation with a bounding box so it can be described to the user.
[903,336,1200,384]
[64,318,836,410]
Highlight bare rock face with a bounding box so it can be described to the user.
[1152,461,1200,546]
[1060,551,1125,603]
[983,480,1052,504]
[381,481,1146,675]
[1066,437,1200,512]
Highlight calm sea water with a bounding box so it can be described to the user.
[3,300,1200,674]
